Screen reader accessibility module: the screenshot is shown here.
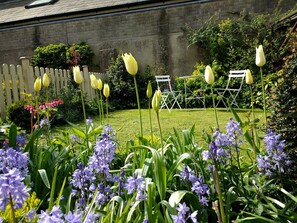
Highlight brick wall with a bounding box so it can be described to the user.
[0,0,295,76]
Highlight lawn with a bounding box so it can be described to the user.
[59,108,265,150]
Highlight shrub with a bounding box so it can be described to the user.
[6,99,32,131]
[31,42,94,69]
[184,12,287,108]
[268,28,297,173]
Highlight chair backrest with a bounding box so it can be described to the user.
[155,75,174,92]
[225,70,247,91]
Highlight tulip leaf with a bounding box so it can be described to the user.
[8,123,17,147]
[38,169,50,189]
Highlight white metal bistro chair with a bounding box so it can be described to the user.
[155,75,182,112]
[215,70,247,108]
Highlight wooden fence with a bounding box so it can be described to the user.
[0,57,108,120]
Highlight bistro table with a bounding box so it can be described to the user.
[179,75,206,109]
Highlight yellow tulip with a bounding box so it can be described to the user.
[103,84,110,98]
[246,69,253,85]
[34,77,41,92]
[97,78,103,91]
[122,53,138,75]
[43,73,50,87]
[152,90,161,111]
[73,66,83,84]
[146,81,152,98]
[255,45,266,67]
[204,65,214,85]
[90,74,98,89]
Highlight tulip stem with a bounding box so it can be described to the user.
[133,76,143,138]
[260,67,267,128]
[80,85,86,123]
[211,87,220,130]
[156,111,163,155]
[106,98,109,123]
[148,99,153,143]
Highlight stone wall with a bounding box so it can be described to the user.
[0,0,295,76]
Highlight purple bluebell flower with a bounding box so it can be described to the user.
[257,130,291,176]
[83,210,99,223]
[40,118,49,127]
[88,136,116,177]
[38,206,64,223]
[64,211,82,223]
[71,163,95,190]
[171,202,197,223]
[27,209,36,221]
[0,147,29,177]
[0,168,30,211]
[86,117,93,126]
[101,124,116,140]
[124,174,147,201]
[70,134,80,144]
[16,134,26,147]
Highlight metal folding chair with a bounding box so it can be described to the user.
[215,70,247,108]
[155,75,182,111]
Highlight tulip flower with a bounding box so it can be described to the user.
[97,78,103,91]
[152,90,163,150]
[122,53,138,75]
[73,66,83,84]
[146,81,152,98]
[34,77,41,92]
[152,90,161,112]
[90,74,98,89]
[43,73,50,87]
[245,69,253,85]
[122,52,143,137]
[204,65,214,85]
[255,45,266,67]
[256,45,267,127]
[103,84,110,98]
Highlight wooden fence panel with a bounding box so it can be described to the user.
[0,65,6,120]
[16,65,25,100]
[10,64,19,102]
[3,64,12,108]
[0,60,105,120]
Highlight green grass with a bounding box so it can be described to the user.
[57,108,265,150]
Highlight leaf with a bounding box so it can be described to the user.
[280,188,297,203]
[169,190,188,207]
[8,123,17,147]
[167,153,191,182]
[38,169,50,189]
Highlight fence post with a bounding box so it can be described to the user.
[20,57,30,94]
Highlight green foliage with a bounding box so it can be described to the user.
[184,12,287,108]
[268,30,297,173]
[107,54,154,110]
[31,43,68,69]
[6,99,32,131]
[31,42,94,69]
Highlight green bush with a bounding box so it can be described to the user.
[6,99,32,132]
[31,42,94,69]
[268,31,297,172]
[184,12,287,108]
[107,54,154,110]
